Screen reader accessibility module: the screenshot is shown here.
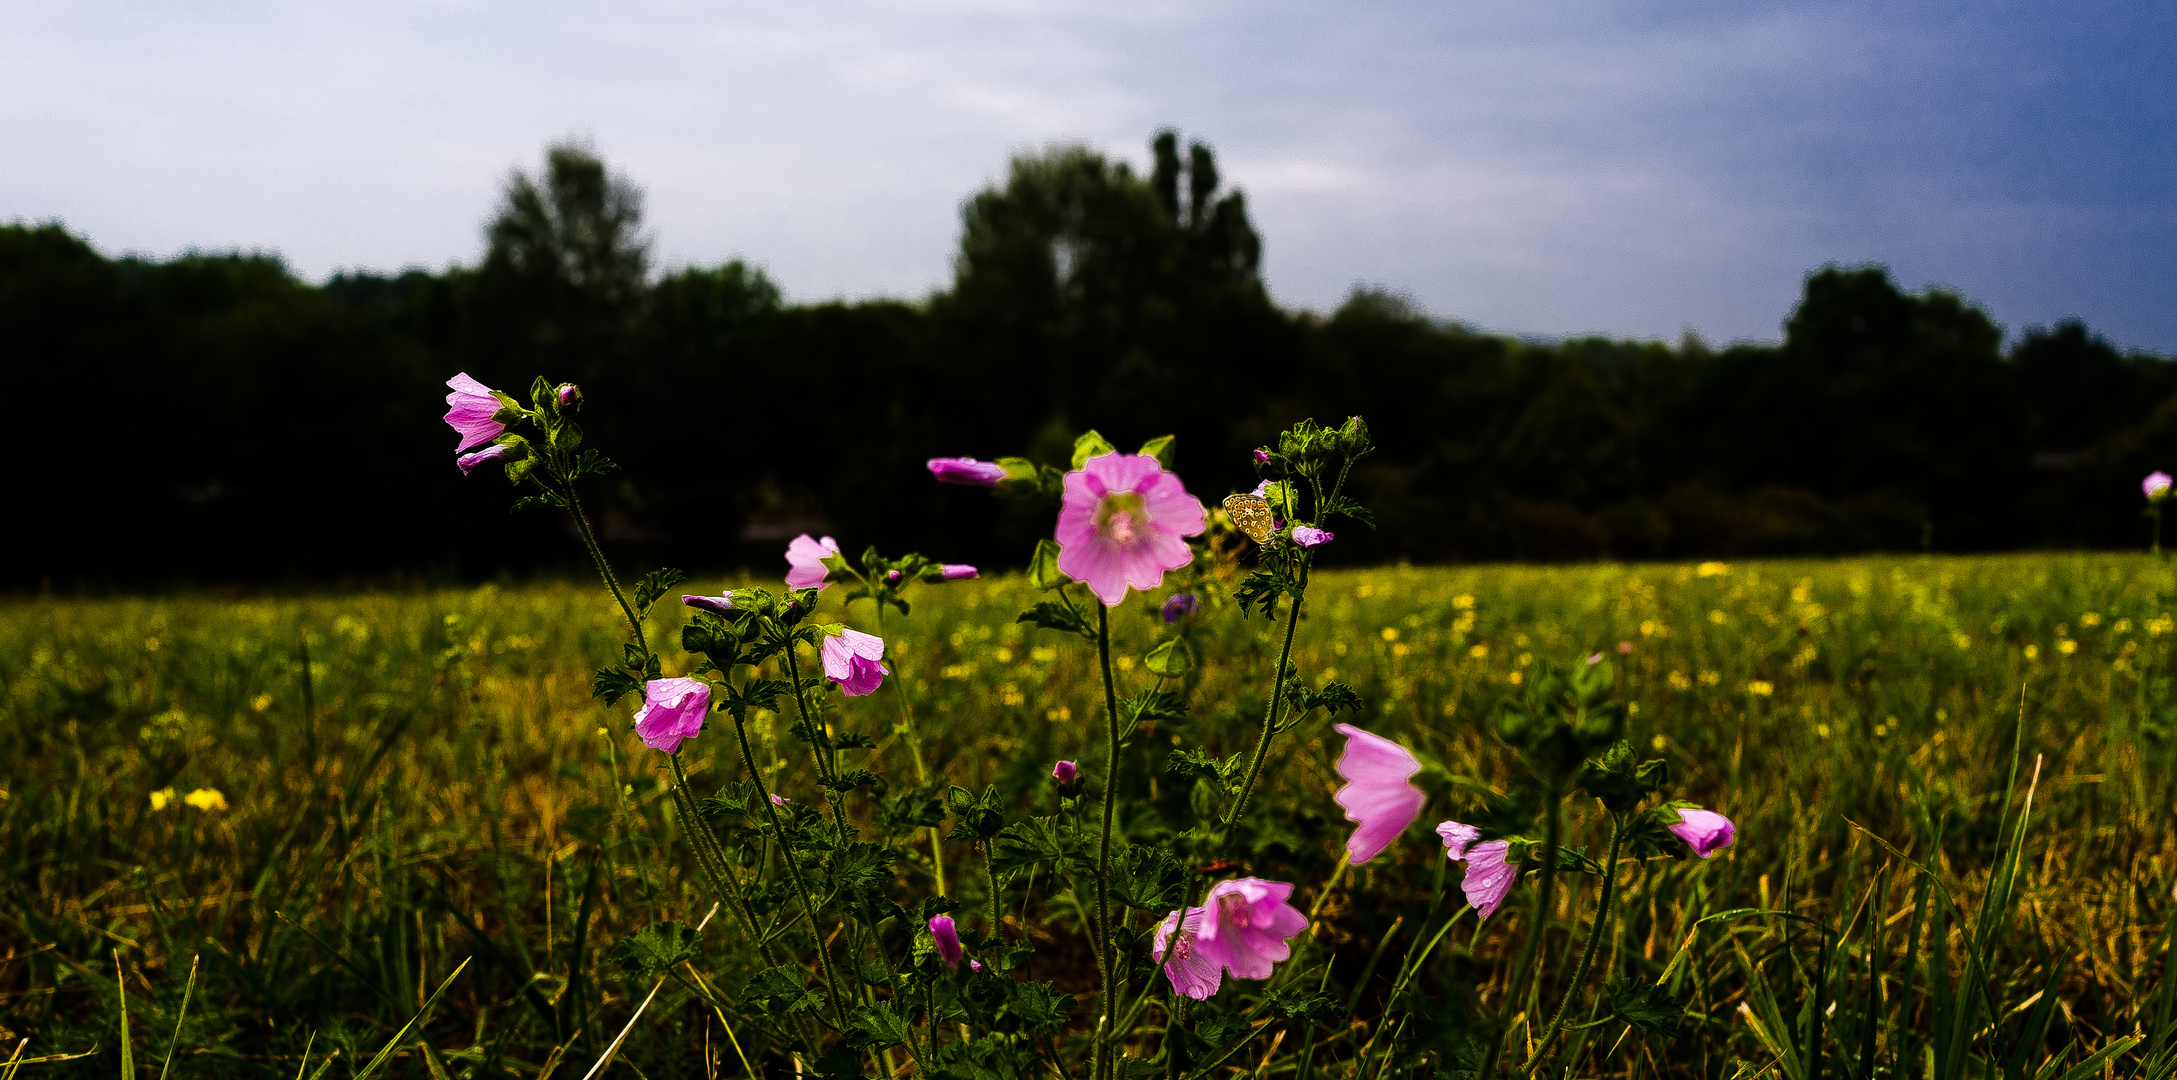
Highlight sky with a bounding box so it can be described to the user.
[5,0,2174,350]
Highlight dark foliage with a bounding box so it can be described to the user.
[4,135,2172,589]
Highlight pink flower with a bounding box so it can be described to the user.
[1151,878,1310,1001]
[1252,449,1271,466]
[1291,525,1334,549]
[1051,760,1080,787]
[2148,472,2174,500]
[632,677,711,754]
[928,457,1009,487]
[1617,641,1633,654]
[681,593,734,614]
[785,534,841,591]
[1055,453,1207,606]
[821,628,886,696]
[969,959,984,974]
[444,373,507,452]
[940,564,978,581]
[1436,821,1517,919]
[770,793,790,806]
[929,915,963,967]
[456,444,511,475]
[1333,724,1426,864]
[1668,808,1737,858]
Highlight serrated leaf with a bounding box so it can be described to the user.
[1607,976,1685,1037]
[846,1002,914,1049]
[632,568,687,615]
[591,667,642,706]
[1017,600,1093,639]
[607,921,701,977]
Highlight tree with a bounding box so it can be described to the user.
[475,141,651,384]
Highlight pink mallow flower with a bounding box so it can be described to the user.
[444,373,507,452]
[1055,453,1207,606]
[1291,525,1334,549]
[632,678,711,754]
[821,628,887,696]
[1333,724,1426,864]
[940,564,978,581]
[928,457,1010,487]
[456,444,511,475]
[681,593,735,614]
[2148,472,2174,500]
[1436,822,1517,920]
[1668,808,1737,858]
[1152,878,1310,1001]
[929,915,963,967]
[770,793,791,806]
[785,534,841,591]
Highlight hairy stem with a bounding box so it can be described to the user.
[782,640,854,839]
[877,606,946,895]
[559,475,647,656]
[1521,814,1624,1074]
[1223,584,1306,833]
[1093,602,1124,1080]
[727,704,849,1033]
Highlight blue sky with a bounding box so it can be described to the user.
[5,1,2173,349]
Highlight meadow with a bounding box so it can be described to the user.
[3,554,2174,1078]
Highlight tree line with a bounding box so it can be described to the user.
[8,133,2176,589]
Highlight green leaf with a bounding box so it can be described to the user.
[1112,844,1187,912]
[1122,689,1187,725]
[1319,495,1375,529]
[1143,638,1195,676]
[731,965,826,1016]
[632,568,687,616]
[846,1002,914,1049]
[946,785,1007,841]
[1071,429,1117,468]
[591,667,642,706]
[607,921,701,977]
[1137,434,1177,467]
[1027,538,1067,591]
[1607,977,1685,1037]
[509,493,564,514]
[1017,600,1093,639]
[822,768,882,794]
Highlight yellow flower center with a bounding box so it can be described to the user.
[1097,492,1146,544]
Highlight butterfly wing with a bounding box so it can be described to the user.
[1222,494,1275,544]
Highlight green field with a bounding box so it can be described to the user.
[3,555,2173,1077]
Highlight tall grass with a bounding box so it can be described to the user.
[2,555,2173,1077]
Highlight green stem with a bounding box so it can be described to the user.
[557,475,647,656]
[876,608,946,895]
[1520,814,1624,1074]
[1223,585,1306,833]
[668,753,767,948]
[781,641,854,839]
[1093,602,1124,1080]
[1479,780,1562,1080]
[983,841,1004,942]
[727,704,849,1034]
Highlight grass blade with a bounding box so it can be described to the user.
[115,951,135,1080]
[351,956,472,1080]
[156,954,198,1080]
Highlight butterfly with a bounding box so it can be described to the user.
[1222,493,1275,544]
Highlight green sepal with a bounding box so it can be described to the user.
[1027,538,1067,590]
[1137,434,1177,467]
[1071,429,1117,468]
[1143,637,1195,676]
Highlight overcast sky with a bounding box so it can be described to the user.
[6,0,2174,349]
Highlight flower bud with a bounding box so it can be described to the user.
[940,564,978,581]
[681,593,735,614]
[456,444,514,476]
[929,915,963,967]
[886,569,902,583]
[1252,449,1271,466]
[928,457,1008,487]
[557,383,579,405]
[2147,471,2173,501]
[1052,759,1081,796]
[1161,593,1198,623]
[1291,525,1334,549]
